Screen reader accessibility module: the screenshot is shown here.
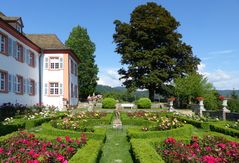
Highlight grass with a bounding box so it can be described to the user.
[100,126,133,163]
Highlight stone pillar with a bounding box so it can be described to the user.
[222,99,230,120]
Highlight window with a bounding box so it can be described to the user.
[71,83,73,97]
[50,57,60,70]
[29,51,35,67]
[16,75,23,94]
[0,33,8,55]
[74,64,78,76]
[74,85,77,98]
[16,43,23,62]
[0,71,7,92]
[29,79,35,95]
[49,82,59,95]
[71,60,74,74]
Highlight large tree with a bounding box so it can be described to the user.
[66,25,98,99]
[113,2,200,101]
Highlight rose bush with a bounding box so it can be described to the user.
[142,117,183,131]
[157,135,239,162]
[0,132,87,162]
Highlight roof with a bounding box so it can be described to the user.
[27,34,80,63]
[0,12,23,26]
[26,34,67,49]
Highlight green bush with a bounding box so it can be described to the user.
[69,140,102,163]
[102,98,117,109]
[228,99,239,113]
[137,98,151,109]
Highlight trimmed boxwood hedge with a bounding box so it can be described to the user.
[131,139,164,163]
[69,140,102,163]
[0,113,65,136]
[0,122,25,136]
[40,123,106,140]
[209,123,239,138]
[127,124,193,139]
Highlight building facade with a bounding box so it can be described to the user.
[0,12,79,110]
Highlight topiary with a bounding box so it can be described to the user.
[137,98,152,109]
[102,98,117,109]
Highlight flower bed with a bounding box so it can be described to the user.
[156,135,239,162]
[225,120,239,130]
[127,111,169,121]
[142,117,183,131]
[51,112,111,132]
[128,124,193,139]
[0,132,87,162]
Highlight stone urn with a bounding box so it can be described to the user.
[168,97,176,112]
[195,96,205,117]
[222,99,230,120]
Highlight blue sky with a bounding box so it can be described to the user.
[1,0,239,89]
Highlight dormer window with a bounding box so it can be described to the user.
[16,24,22,33]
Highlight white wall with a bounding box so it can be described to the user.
[0,28,40,106]
[41,53,64,110]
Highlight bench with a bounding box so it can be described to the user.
[121,103,135,109]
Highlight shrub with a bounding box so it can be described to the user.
[102,98,116,109]
[137,98,151,109]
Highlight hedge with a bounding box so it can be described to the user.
[209,123,239,138]
[0,113,65,136]
[131,139,164,163]
[40,123,106,140]
[127,124,193,139]
[83,113,113,126]
[0,121,25,136]
[69,140,102,163]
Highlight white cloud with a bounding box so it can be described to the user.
[198,63,239,90]
[208,50,234,55]
[97,68,122,87]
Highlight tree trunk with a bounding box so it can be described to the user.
[149,88,155,102]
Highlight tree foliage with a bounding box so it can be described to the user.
[65,25,98,99]
[113,2,200,101]
[173,73,220,110]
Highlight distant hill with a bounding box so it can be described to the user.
[217,90,239,97]
[96,85,239,98]
[96,84,149,98]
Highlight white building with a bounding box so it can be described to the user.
[0,12,79,110]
